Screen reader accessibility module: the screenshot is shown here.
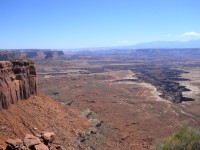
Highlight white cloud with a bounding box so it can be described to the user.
[182,32,200,37]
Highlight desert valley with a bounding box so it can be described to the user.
[0,49,199,149]
[1,1,200,149]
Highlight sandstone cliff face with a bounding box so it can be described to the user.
[0,50,64,60]
[0,59,38,109]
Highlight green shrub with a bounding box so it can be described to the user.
[156,126,200,150]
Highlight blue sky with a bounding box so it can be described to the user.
[0,0,200,49]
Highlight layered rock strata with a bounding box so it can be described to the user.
[0,50,64,60]
[0,59,38,109]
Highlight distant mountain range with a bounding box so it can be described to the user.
[119,39,200,49]
[63,40,200,53]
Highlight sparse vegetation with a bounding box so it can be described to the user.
[156,126,200,150]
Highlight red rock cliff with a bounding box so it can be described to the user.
[0,59,38,109]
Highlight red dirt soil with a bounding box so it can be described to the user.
[38,72,199,150]
[0,94,91,149]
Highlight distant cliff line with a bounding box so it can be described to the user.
[0,50,64,60]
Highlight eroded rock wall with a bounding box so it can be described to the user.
[0,59,38,109]
[0,50,64,60]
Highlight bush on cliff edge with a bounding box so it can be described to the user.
[156,126,200,150]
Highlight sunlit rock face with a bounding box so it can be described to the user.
[0,59,38,109]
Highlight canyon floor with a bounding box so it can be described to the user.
[0,50,200,149]
[36,51,200,150]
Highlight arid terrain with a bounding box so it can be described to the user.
[1,1,199,149]
[0,49,199,149]
[36,49,200,149]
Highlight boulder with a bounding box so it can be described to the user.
[42,132,56,144]
[34,143,49,150]
[89,119,102,127]
[5,138,23,149]
[80,109,92,118]
[5,132,58,150]
[24,134,41,148]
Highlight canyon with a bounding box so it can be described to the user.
[37,48,200,149]
[0,49,200,149]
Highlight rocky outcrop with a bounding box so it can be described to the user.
[0,50,64,60]
[43,51,64,59]
[0,59,38,109]
[5,132,58,150]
